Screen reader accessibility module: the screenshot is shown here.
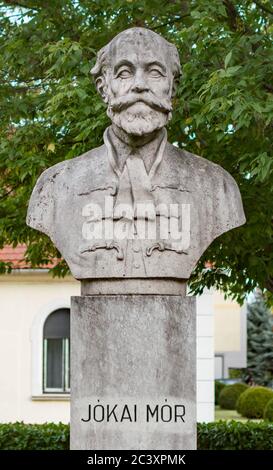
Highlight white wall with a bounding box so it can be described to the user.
[196,291,214,422]
[0,271,79,424]
[214,291,247,378]
[0,271,214,424]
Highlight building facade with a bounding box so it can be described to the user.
[0,247,246,424]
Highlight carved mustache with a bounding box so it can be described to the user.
[109,93,172,114]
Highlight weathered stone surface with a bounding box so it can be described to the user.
[71,295,196,450]
[81,278,187,295]
[26,28,245,281]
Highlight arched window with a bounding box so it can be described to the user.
[43,309,70,393]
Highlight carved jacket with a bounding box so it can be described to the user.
[27,127,246,280]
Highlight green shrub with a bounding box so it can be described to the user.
[0,422,69,450]
[197,421,273,450]
[236,386,273,419]
[0,421,273,450]
[215,381,226,406]
[229,368,244,379]
[219,383,248,410]
[264,398,273,421]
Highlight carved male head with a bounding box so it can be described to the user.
[91,28,181,137]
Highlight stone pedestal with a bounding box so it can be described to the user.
[70,295,196,450]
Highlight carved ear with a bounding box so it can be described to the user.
[95,76,109,104]
[171,77,179,98]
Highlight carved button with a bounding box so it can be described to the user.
[133,262,140,269]
[133,240,140,252]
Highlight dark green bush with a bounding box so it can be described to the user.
[219,383,248,410]
[0,422,69,450]
[264,398,273,421]
[236,386,273,419]
[0,421,273,450]
[197,421,273,450]
[215,381,226,406]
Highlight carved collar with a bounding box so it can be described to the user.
[103,126,167,179]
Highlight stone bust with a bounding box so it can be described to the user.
[27,27,245,280]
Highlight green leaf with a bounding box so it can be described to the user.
[224,51,232,69]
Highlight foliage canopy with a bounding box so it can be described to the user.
[0,0,273,303]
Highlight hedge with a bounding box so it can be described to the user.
[198,420,273,450]
[236,386,273,419]
[0,423,69,450]
[219,383,248,410]
[0,421,273,450]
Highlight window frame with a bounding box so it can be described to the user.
[31,299,71,399]
[43,337,70,394]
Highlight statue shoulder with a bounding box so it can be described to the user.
[168,144,229,175]
[26,161,62,237]
[26,145,106,236]
[211,162,246,237]
[168,144,246,236]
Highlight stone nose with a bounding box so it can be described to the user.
[131,71,149,93]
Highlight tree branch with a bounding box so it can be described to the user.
[264,83,273,93]
[152,14,191,30]
[265,277,273,293]
[223,0,239,31]
[1,80,43,93]
[0,186,19,200]
[3,0,40,11]
[253,1,273,16]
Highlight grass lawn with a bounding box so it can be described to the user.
[215,406,261,422]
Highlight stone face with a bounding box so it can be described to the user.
[71,295,196,450]
[26,27,246,281]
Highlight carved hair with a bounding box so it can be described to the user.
[90,28,181,83]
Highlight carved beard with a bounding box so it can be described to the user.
[107,102,172,137]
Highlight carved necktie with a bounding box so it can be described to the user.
[113,150,155,221]
[81,127,188,260]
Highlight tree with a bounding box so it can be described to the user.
[247,291,273,385]
[0,0,273,303]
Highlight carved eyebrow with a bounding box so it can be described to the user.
[114,60,135,74]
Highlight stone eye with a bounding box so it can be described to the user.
[118,69,132,79]
[149,68,164,78]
